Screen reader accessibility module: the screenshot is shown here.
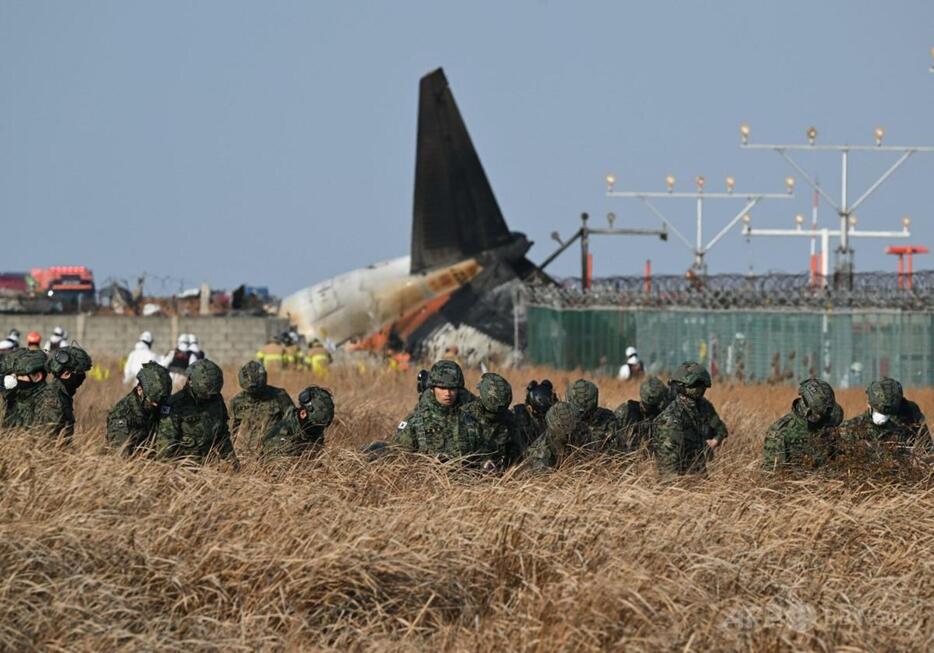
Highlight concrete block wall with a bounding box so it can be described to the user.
[0,315,289,365]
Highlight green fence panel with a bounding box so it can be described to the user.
[526,305,934,386]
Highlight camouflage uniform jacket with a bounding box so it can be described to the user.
[462,401,519,466]
[762,406,841,471]
[842,400,931,460]
[230,386,294,452]
[614,400,660,453]
[513,404,547,455]
[393,390,483,459]
[261,407,325,458]
[2,380,71,440]
[653,395,728,475]
[569,407,620,452]
[521,427,571,473]
[107,390,159,455]
[154,387,236,463]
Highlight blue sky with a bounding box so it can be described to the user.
[1,1,932,294]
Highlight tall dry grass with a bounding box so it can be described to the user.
[2,363,934,651]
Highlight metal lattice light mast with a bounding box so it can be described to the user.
[739,123,934,285]
[605,174,793,274]
[741,213,912,283]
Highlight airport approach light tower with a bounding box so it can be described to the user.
[604,174,793,275]
[739,123,934,288]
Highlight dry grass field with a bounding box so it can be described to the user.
[2,362,934,652]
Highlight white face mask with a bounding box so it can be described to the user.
[871,411,890,426]
[3,375,17,390]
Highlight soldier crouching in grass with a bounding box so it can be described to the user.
[154,359,239,469]
[462,372,520,469]
[653,361,728,476]
[519,401,580,473]
[107,362,173,456]
[392,359,484,463]
[762,378,843,472]
[261,386,334,458]
[615,376,673,454]
[841,377,931,469]
[229,360,294,453]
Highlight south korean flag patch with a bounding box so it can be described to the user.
[397,420,407,430]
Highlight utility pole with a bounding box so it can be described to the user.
[739,123,934,288]
[605,174,793,275]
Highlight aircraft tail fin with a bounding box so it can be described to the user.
[410,68,514,274]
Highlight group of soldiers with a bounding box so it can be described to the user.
[1,338,929,476]
[387,359,727,475]
[0,342,335,466]
[763,376,930,471]
[387,359,930,476]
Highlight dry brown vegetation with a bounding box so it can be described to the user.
[3,363,934,651]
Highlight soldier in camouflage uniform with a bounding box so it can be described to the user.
[762,378,843,471]
[614,376,672,453]
[154,359,238,467]
[45,345,93,440]
[513,379,557,456]
[262,385,334,458]
[1,350,71,439]
[462,372,519,468]
[229,360,294,452]
[107,362,173,455]
[842,377,931,463]
[521,401,580,473]
[566,379,619,452]
[653,362,728,475]
[393,359,483,460]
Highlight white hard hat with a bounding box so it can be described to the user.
[0,339,13,351]
[177,334,190,350]
[7,330,19,343]
[188,334,198,344]
[140,331,154,345]
[52,326,65,337]
[49,334,62,344]
[625,346,637,357]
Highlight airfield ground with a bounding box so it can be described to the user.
[2,365,933,651]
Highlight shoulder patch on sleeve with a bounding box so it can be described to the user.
[160,405,172,416]
[397,420,407,430]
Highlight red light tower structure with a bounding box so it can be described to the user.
[886,245,929,289]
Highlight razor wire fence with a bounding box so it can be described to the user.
[523,271,934,387]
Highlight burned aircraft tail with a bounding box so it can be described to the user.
[405,68,549,362]
[411,68,518,274]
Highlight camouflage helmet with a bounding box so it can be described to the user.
[14,350,48,376]
[545,401,580,437]
[639,376,669,408]
[867,377,903,414]
[136,362,172,404]
[478,372,512,412]
[428,359,464,389]
[47,346,92,376]
[0,349,23,376]
[238,360,267,392]
[798,378,837,418]
[297,386,335,427]
[670,361,712,388]
[187,359,223,400]
[567,379,599,416]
